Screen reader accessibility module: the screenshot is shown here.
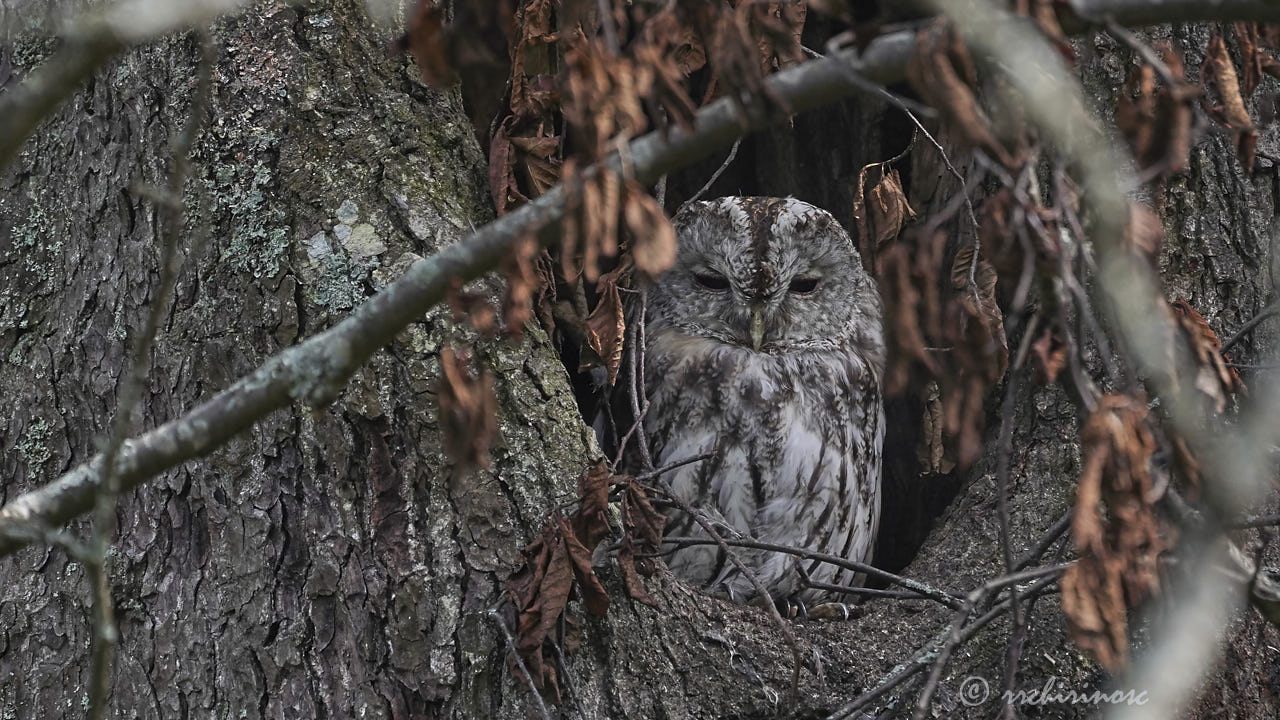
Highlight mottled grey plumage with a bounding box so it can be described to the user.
[643,196,885,604]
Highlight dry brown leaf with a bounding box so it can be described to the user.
[501,234,542,340]
[635,9,702,129]
[582,266,626,385]
[915,382,955,474]
[488,123,519,215]
[506,483,622,701]
[1235,22,1264,100]
[393,0,453,87]
[679,2,784,111]
[1202,32,1259,170]
[1062,394,1169,671]
[562,33,650,159]
[1116,45,1196,180]
[509,0,559,118]
[562,516,610,617]
[1170,298,1247,413]
[625,182,678,277]
[438,346,499,471]
[510,134,563,197]
[1124,203,1164,265]
[507,521,573,701]
[618,477,667,606]
[490,117,563,215]
[571,461,613,549]
[1030,324,1068,384]
[881,228,1008,469]
[852,162,915,272]
[878,231,945,395]
[748,1,808,73]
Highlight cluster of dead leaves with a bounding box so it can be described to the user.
[1201,28,1262,171]
[1161,299,1247,495]
[1117,24,1280,182]
[857,161,1009,470]
[1116,43,1197,183]
[677,0,806,108]
[1062,395,1171,670]
[504,461,666,701]
[978,187,1071,384]
[395,2,828,391]
[1060,298,1243,668]
[1168,299,1247,413]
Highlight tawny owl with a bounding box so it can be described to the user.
[642,196,885,605]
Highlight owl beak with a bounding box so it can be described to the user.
[750,306,765,350]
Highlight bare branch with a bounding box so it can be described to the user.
[0,29,916,559]
[83,30,215,720]
[1067,0,1280,27]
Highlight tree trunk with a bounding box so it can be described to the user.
[1,2,1278,719]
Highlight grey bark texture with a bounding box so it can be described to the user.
[0,1,1278,718]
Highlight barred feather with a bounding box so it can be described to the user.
[641,197,885,604]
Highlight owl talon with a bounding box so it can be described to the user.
[778,597,808,619]
[717,581,739,605]
[805,602,855,621]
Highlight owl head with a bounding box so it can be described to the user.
[646,196,883,368]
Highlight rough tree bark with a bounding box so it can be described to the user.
[1,1,1278,719]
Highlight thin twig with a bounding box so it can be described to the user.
[655,499,806,699]
[683,139,741,208]
[616,291,655,470]
[1014,509,1072,570]
[1221,299,1280,353]
[661,535,963,609]
[993,367,1024,701]
[1103,16,1181,87]
[633,452,715,482]
[488,609,553,720]
[554,612,585,719]
[800,578,943,603]
[806,39,939,119]
[85,31,214,720]
[911,564,1069,720]
[1228,514,1280,529]
[828,573,1063,720]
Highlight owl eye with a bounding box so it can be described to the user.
[694,272,731,291]
[788,276,821,294]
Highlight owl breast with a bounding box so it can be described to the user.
[644,327,884,604]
